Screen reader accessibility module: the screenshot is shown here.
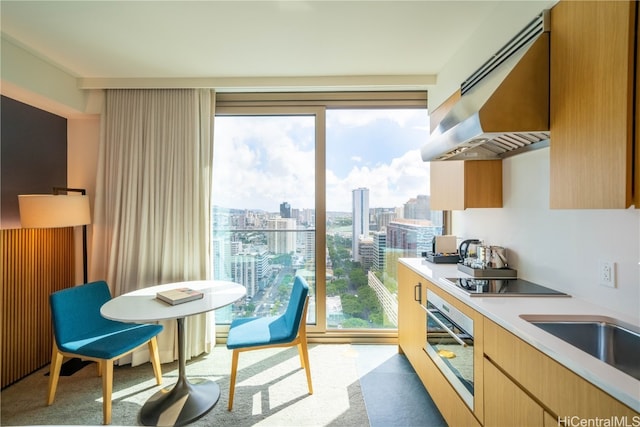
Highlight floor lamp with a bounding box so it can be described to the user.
[18,188,91,284]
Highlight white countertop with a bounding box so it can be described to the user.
[400,258,640,413]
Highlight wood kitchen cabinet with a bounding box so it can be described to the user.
[397,264,426,368]
[398,263,482,426]
[636,2,640,208]
[430,159,503,210]
[484,359,560,427]
[484,358,545,427]
[484,318,639,421]
[550,0,637,208]
[398,261,638,426]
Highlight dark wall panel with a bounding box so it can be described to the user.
[1,96,67,229]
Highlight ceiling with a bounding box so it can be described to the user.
[2,1,516,82]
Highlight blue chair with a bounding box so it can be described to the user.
[47,281,163,425]
[226,275,313,410]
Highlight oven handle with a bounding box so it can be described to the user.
[421,305,469,347]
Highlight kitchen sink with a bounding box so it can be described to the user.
[520,315,640,381]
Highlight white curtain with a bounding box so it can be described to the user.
[91,88,215,364]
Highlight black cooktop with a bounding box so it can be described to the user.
[445,277,570,297]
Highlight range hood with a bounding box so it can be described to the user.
[422,11,550,162]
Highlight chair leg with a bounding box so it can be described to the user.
[297,342,306,368]
[101,359,114,425]
[228,349,240,411]
[298,339,313,395]
[46,344,64,405]
[148,337,162,385]
[96,360,102,377]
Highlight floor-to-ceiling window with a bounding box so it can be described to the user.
[212,93,441,339]
[211,108,322,329]
[325,109,442,331]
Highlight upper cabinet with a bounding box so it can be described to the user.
[430,160,503,210]
[550,1,637,209]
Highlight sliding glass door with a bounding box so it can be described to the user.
[211,109,322,327]
[212,93,437,338]
[325,109,438,330]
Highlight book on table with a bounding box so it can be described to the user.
[156,288,204,305]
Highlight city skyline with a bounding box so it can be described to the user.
[212,191,433,220]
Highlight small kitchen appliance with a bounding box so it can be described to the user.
[423,288,475,409]
[457,241,517,278]
[458,239,481,264]
[424,235,459,264]
[489,246,507,268]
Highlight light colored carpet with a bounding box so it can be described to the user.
[1,344,369,427]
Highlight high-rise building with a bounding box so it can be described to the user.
[280,201,291,218]
[304,208,315,226]
[372,230,387,272]
[304,226,315,266]
[291,207,300,222]
[267,218,297,254]
[386,218,439,258]
[375,209,396,231]
[352,187,369,262]
[358,237,374,270]
[212,237,231,280]
[231,248,270,298]
[231,252,257,298]
[404,195,431,220]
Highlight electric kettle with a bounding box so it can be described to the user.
[458,239,481,263]
[490,246,508,268]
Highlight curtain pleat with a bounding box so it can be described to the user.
[92,89,216,364]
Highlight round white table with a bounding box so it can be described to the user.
[100,280,246,426]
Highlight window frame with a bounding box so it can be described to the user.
[214,92,430,343]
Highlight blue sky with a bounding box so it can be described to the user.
[213,109,430,212]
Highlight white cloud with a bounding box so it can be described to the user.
[213,116,316,211]
[327,109,425,128]
[213,113,431,213]
[326,149,429,211]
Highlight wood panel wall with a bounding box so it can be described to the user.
[1,228,74,389]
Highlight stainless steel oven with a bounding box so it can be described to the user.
[422,289,475,409]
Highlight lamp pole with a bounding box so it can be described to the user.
[53,187,88,283]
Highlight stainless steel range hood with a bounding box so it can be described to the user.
[422,11,550,162]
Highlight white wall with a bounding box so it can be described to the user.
[452,148,640,321]
[68,118,101,282]
[1,36,103,282]
[427,0,558,110]
[1,37,89,116]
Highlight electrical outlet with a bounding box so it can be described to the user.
[598,261,616,288]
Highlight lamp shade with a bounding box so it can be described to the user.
[18,194,91,228]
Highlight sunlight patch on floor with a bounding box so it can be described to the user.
[252,391,263,415]
[352,345,398,377]
[250,345,360,426]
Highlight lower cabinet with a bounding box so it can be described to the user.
[422,350,481,427]
[397,264,426,367]
[398,263,481,427]
[484,318,639,423]
[484,357,545,427]
[398,262,639,427]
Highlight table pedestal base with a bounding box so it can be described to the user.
[140,377,220,426]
